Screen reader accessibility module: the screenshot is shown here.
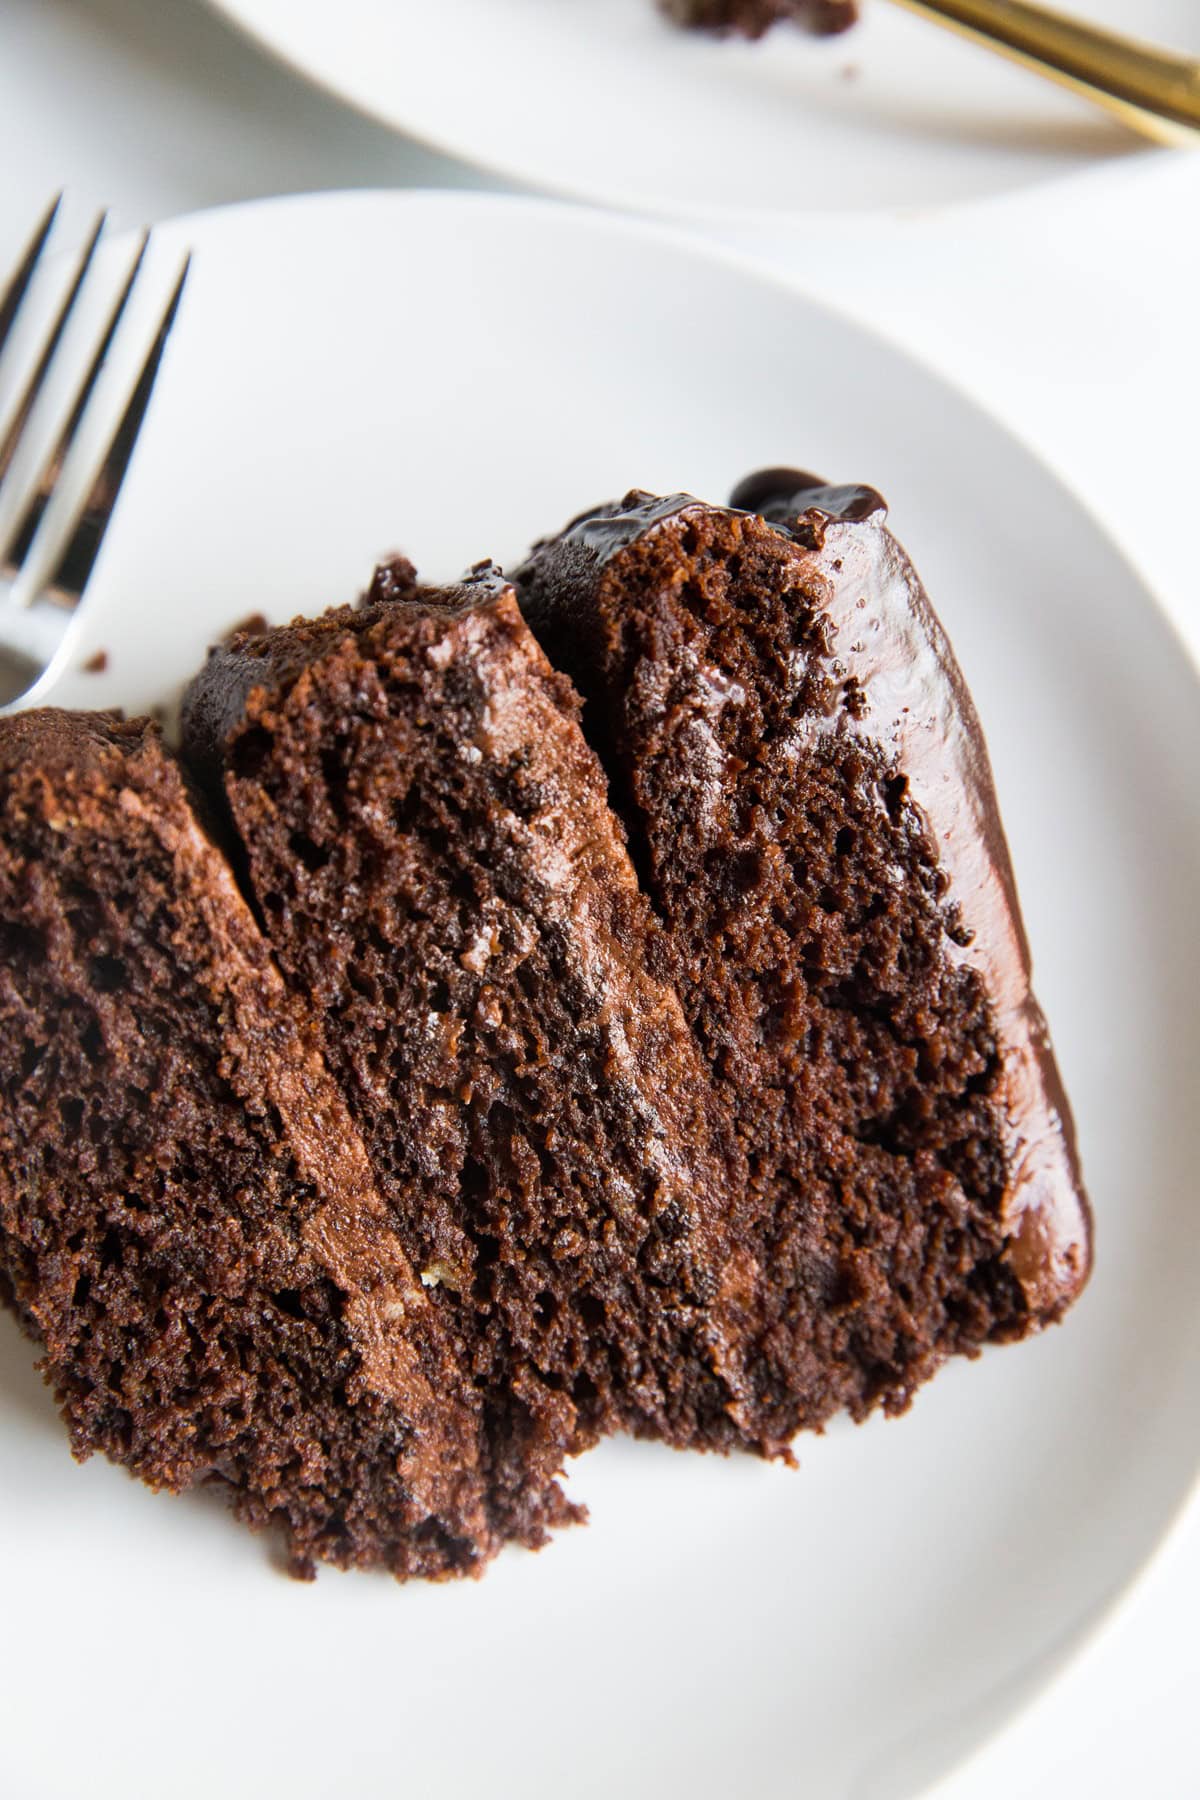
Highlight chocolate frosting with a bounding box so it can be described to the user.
[527,475,1091,1317]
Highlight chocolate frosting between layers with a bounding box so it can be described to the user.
[527,477,1091,1317]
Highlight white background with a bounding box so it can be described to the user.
[1,1,1198,1793]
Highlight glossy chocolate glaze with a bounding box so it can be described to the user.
[524,476,1091,1318]
[729,467,886,525]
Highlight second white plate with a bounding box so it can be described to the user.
[202,0,1199,217]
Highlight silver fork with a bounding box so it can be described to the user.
[0,196,190,708]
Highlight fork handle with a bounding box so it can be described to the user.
[885,0,1200,144]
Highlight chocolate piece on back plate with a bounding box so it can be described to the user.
[660,0,859,39]
[515,474,1091,1443]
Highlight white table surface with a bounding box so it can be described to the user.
[2,2,1198,1794]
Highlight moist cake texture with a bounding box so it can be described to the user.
[1,472,1093,1582]
[515,474,1091,1441]
[182,565,778,1505]
[661,0,858,38]
[0,709,500,1579]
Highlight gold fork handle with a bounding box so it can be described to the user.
[885,0,1200,144]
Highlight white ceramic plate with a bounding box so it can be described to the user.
[2,191,1198,1800]
[200,0,1199,218]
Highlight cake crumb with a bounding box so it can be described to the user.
[82,649,109,674]
[364,556,420,609]
[224,612,270,644]
[420,1261,461,1293]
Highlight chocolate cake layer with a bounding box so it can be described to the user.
[516,478,1091,1440]
[182,569,776,1494]
[0,710,499,1579]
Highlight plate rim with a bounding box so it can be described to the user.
[112,179,1200,673]
[11,181,1200,1796]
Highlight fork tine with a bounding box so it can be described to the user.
[1,231,151,584]
[39,255,191,611]
[0,194,62,360]
[0,210,106,492]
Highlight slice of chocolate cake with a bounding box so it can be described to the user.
[515,475,1092,1444]
[0,709,502,1579]
[181,568,776,1491]
[661,0,858,39]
